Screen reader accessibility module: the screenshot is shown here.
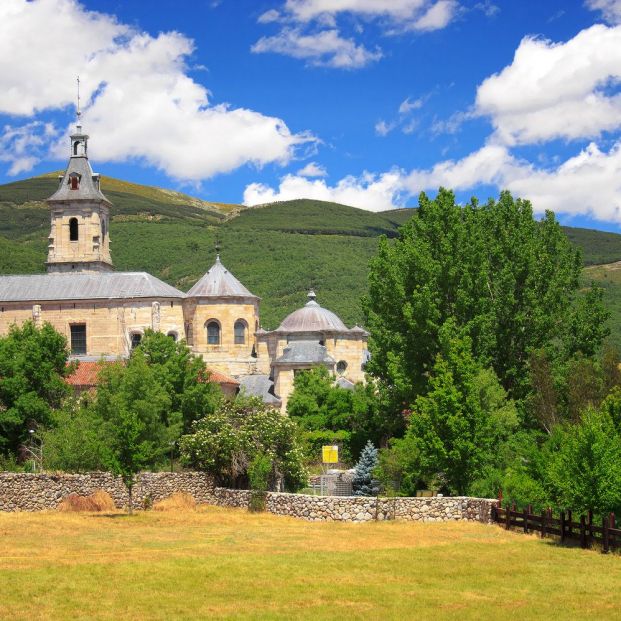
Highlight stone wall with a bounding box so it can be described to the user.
[211,488,497,523]
[0,472,214,512]
[0,473,497,523]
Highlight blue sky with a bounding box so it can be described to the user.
[1,0,621,231]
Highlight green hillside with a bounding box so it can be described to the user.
[1,174,621,337]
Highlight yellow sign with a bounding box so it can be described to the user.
[322,445,339,464]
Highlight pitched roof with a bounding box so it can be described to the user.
[206,369,240,386]
[238,374,281,405]
[0,272,185,302]
[276,291,348,333]
[47,154,111,204]
[65,360,115,387]
[66,360,240,388]
[186,256,258,299]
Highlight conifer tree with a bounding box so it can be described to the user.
[353,440,379,496]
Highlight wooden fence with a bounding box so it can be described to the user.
[491,501,620,553]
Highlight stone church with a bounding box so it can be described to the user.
[0,120,368,410]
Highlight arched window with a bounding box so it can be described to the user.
[167,331,177,342]
[234,320,247,345]
[69,218,79,241]
[130,332,142,350]
[73,141,79,156]
[102,217,107,239]
[336,360,348,375]
[206,321,220,345]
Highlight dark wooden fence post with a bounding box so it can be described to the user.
[588,510,593,544]
[580,515,587,549]
[541,509,546,539]
[505,503,511,530]
[523,506,528,534]
[610,513,616,551]
[602,515,610,554]
[560,511,566,544]
[567,510,572,538]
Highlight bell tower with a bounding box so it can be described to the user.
[46,78,113,273]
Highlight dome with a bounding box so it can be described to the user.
[187,255,258,299]
[277,291,348,333]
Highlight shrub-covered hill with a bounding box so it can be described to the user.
[1,173,621,334]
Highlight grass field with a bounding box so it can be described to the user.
[0,508,620,620]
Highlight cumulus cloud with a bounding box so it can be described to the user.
[475,24,621,145]
[297,161,328,177]
[586,0,621,23]
[0,0,314,179]
[0,121,59,175]
[243,170,406,212]
[245,140,621,223]
[254,0,460,69]
[251,27,382,68]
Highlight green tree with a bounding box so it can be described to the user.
[365,189,604,419]
[180,396,306,491]
[42,403,109,472]
[287,366,385,461]
[93,353,180,469]
[545,409,621,516]
[398,322,518,495]
[135,330,221,433]
[0,321,71,456]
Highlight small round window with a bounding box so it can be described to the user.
[336,360,348,375]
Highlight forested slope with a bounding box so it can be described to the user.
[1,174,621,337]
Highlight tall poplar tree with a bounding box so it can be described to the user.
[365,189,607,418]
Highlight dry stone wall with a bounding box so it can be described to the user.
[0,473,497,523]
[211,488,497,523]
[0,472,215,512]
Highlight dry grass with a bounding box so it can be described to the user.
[153,492,196,511]
[57,490,116,513]
[0,507,620,620]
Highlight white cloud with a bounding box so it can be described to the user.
[297,161,328,177]
[243,170,406,212]
[586,0,621,23]
[245,139,621,222]
[0,121,59,176]
[255,1,460,69]
[375,120,395,136]
[398,96,425,115]
[251,27,382,68]
[0,0,314,180]
[410,0,457,31]
[475,24,621,145]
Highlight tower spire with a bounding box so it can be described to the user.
[76,76,82,131]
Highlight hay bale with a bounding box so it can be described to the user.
[153,492,196,511]
[58,490,116,512]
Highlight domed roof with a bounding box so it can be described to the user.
[277,291,348,333]
[187,256,258,299]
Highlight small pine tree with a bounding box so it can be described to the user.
[353,440,379,496]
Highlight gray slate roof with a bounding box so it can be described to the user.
[186,256,258,299]
[47,154,111,204]
[275,340,335,366]
[276,291,348,333]
[238,375,281,405]
[0,272,185,302]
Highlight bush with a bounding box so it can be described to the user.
[58,490,115,512]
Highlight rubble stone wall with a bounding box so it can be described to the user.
[211,488,497,523]
[0,472,215,512]
[0,473,497,523]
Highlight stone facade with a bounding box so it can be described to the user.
[0,299,185,359]
[0,472,215,512]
